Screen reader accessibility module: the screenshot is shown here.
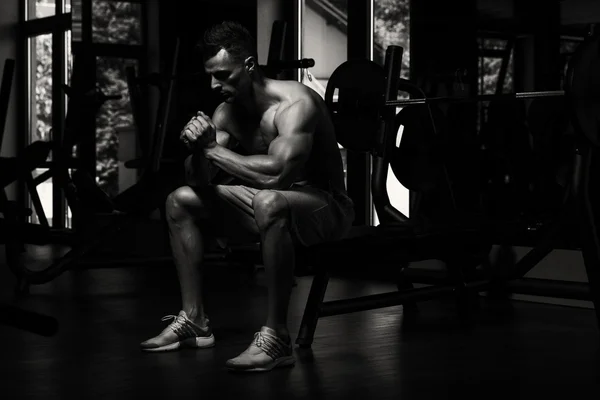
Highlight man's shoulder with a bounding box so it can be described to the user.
[275,79,318,100]
[274,80,321,114]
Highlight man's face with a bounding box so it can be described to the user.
[204,49,252,103]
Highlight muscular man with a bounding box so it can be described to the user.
[140,21,354,372]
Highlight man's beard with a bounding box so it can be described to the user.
[219,91,235,103]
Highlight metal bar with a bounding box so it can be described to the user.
[385,267,592,301]
[266,21,286,69]
[24,173,49,228]
[149,38,179,173]
[0,59,15,149]
[507,278,591,301]
[52,16,67,230]
[385,90,565,107]
[466,277,591,301]
[515,90,565,99]
[296,270,330,347]
[319,285,457,317]
[495,39,514,95]
[510,215,566,279]
[17,0,28,224]
[21,13,71,37]
[313,271,591,322]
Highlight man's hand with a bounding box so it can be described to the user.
[180,111,218,150]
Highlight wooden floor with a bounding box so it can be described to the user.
[2,236,600,399]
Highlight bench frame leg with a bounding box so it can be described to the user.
[296,269,329,348]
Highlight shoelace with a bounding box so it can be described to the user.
[161,314,209,338]
[252,332,290,360]
[161,314,186,333]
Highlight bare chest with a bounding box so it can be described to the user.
[227,110,278,155]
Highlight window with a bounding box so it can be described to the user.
[478,37,514,96]
[301,0,347,91]
[26,0,56,20]
[373,0,410,79]
[477,37,514,134]
[297,0,411,225]
[373,0,411,223]
[22,0,147,228]
[27,33,53,224]
[95,57,138,197]
[92,1,142,45]
[91,2,145,198]
[299,0,349,187]
[29,34,53,145]
[23,1,70,226]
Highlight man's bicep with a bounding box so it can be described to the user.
[213,105,238,149]
[269,130,313,160]
[271,100,317,161]
[216,130,235,148]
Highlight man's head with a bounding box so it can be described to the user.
[200,21,259,103]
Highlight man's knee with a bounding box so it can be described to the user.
[165,186,204,222]
[252,190,290,231]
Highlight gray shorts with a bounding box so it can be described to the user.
[184,153,355,247]
[205,183,355,248]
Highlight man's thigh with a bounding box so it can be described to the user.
[201,184,353,247]
[274,186,354,247]
[204,184,261,244]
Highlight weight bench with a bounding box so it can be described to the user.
[293,49,491,347]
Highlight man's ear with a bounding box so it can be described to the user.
[244,56,257,73]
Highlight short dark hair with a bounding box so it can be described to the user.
[200,21,257,63]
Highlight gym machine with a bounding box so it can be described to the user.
[292,25,600,347]
[0,59,59,337]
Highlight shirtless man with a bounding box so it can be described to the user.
[140,21,354,372]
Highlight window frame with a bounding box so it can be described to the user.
[20,0,149,228]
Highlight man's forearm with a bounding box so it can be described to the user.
[203,144,283,189]
[184,152,218,187]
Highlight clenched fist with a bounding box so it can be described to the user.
[180,111,218,150]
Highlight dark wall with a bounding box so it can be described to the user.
[514,0,562,91]
[158,0,258,160]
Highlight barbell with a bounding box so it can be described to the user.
[325,64,566,153]
[324,31,599,200]
[326,33,599,154]
[385,90,566,108]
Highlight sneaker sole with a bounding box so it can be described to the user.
[227,356,296,372]
[142,334,216,352]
